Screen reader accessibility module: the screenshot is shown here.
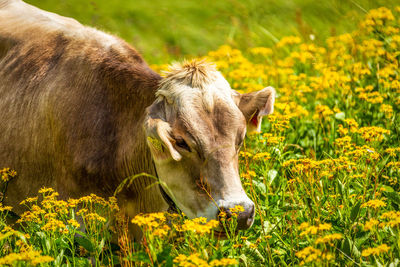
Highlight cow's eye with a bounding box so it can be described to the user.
[175,138,191,152]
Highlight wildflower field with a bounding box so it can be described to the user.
[1,5,400,267]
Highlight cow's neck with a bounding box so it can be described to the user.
[109,68,168,215]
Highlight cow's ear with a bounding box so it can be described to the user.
[144,100,182,161]
[236,86,276,133]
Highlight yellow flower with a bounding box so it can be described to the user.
[0,249,54,265]
[85,213,106,223]
[357,126,390,142]
[38,187,54,194]
[41,218,67,233]
[313,105,334,120]
[315,233,343,244]
[67,219,80,228]
[180,217,219,234]
[380,104,393,118]
[364,218,379,231]
[174,253,209,267]
[380,211,400,228]
[361,244,390,257]
[276,36,302,48]
[20,197,38,206]
[361,199,387,209]
[253,152,271,160]
[300,223,332,236]
[296,246,333,265]
[229,205,245,216]
[153,225,170,237]
[249,47,273,57]
[210,258,238,266]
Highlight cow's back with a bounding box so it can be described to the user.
[0,0,165,214]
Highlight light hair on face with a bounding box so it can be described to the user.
[156,59,225,111]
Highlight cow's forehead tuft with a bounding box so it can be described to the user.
[160,59,218,89]
[156,59,234,112]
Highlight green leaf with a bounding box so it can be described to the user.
[55,249,65,266]
[350,201,361,222]
[335,112,346,121]
[126,251,152,264]
[73,257,91,267]
[98,238,105,253]
[75,236,94,253]
[157,246,173,267]
[381,185,395,193]
[253,180,266,194]
[238,254,248,267]
[267,169,278,185]
[384,191,400,209]
[342,238,351,256]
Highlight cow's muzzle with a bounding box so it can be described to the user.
[217,199,255,230]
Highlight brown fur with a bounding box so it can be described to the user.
[0,0,168,218]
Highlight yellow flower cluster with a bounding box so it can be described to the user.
[385,147,400,157]
[0,203,12,212]
[298,222,332,236]
[173,253,209,267]
[41,218,67,233]
[361,199,387,209]
[0,167,17,182]
[314,233,343,245]
[209,258,238,266]
[313,105,334,121]
[295,246,333,265]
[381,211,400,228]
[173,254,237,267]
[357,126,390,142]
[181,217,219,234]
[362,244,390,257]
[276,36,302,48]
[131,212,166,231]
[0,248,53,266]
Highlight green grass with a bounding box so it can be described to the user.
[26,0,398,63]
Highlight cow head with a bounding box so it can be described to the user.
[144,60,275,231]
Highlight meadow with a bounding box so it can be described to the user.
[1,2,400,267]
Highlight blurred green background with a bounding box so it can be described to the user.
[26,0,397,63]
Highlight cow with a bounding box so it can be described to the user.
[0,0,275,236]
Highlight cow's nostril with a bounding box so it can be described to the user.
[245,204,255,229]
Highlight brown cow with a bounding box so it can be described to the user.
[0,0,275,235]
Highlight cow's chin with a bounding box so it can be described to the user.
[175,200,219,221]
